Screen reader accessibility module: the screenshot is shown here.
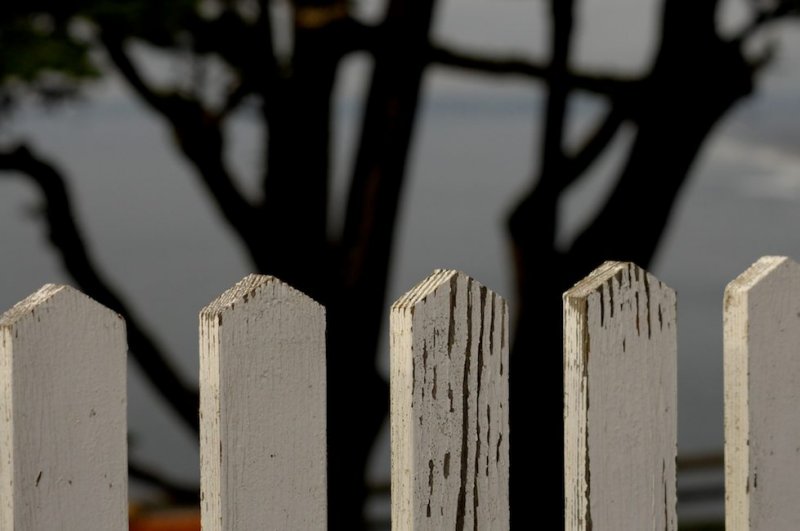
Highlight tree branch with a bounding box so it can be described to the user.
[336,17,383,56]
[736,1,800,42]
[429,45,547,77]
[563,106,627,189]
[210,5,280,118]
[330,1,437,526]
[539,0,575,184]
[429,43,636,97]
[100,34,263,266]
[173,113,264,252]
[220,79,254,117]
[568,0,756,269]
[0,144,199,433]
[100,34,180,120]
[339,1,435,300]
[507,1,576,527]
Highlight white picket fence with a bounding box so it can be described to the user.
[0,257,797,529]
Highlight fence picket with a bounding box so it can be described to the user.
[563,262,677,531]
[390,270,509,530]
[12,257,800,528]
[724,256,800,530]
[0,284,128,529]
[199,275,326,530]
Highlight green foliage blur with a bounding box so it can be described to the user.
[0,0,228,110]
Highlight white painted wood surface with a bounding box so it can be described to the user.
[391,270,509,530]
[0,284,128,530]
[200,275,326,530]
[724,256,800,530]
[564,262,677,531]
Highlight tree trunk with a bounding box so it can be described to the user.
[507,4,753,525]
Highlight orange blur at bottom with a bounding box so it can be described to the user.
[129,507,200,531]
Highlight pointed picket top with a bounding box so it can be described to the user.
[724,256,800,530]
[392,269,459,311]
[200,273,323,318]
[564,261,677,531]
[200,274,326,531]
[0,283,122,328]
[0,283,62,327]
[0,284,128,530]
[391,270,509,530]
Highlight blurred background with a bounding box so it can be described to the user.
[2,0,799,528]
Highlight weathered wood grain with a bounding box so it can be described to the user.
[200,275,326,530]
[724,256,800,530]
[391,270,509,530]
[0,284,128,530]
[564,262,677,531]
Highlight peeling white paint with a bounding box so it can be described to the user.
[0,284,128,530]
[724,256,800,530]
[564,262,677,531]
[391,270,509,530]
[200,275,326,530]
